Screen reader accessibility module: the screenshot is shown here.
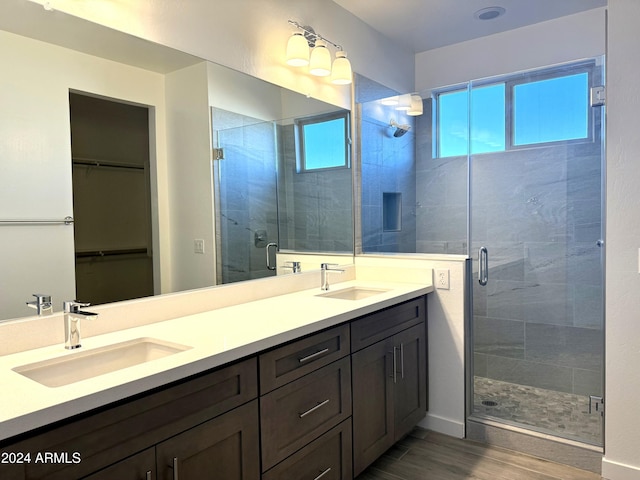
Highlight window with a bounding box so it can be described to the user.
[435,65,592,158]
[296,111,350,171]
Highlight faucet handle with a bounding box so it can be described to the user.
[63,300,91,313]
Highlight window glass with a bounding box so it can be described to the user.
[299,113,349,171]
[438,84,505,157]
[438,89,468,158]
[513,72,589,146]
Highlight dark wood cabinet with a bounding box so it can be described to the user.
[1,295,428,480]
[260,357,352,471]
[156,400,260,480]
[262,420,352,480]
[351,300,427,477]
[82,449,155,480]
[3,358,258,480]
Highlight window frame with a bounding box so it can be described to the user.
[295,110,351,173]
[433,61,596,159]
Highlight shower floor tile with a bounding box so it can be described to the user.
[473,376,602,445]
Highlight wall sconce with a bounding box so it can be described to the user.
[286,20,353,85]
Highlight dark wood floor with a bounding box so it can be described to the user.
[356,429,601,480]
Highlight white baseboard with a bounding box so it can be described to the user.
[418,413,465,438]
[602,458,640,480]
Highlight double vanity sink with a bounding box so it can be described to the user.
[0,281,431,441]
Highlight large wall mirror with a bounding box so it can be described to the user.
[0,3,353,322]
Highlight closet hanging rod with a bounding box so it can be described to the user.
[72,158,145,170]
[0,216,74,226]
[75,247,148,258]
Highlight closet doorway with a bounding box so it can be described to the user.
[69,92,154,305]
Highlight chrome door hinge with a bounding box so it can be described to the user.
[213,147,225,160]
[590,86,606,107]
[589,395,604,416]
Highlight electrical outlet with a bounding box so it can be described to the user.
[435,269,450,290]
[194,239,205,254]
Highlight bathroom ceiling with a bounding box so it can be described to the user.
[333,0,607,53]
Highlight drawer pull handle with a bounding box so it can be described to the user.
[299,348,330,363]
[400,342,405,379]
[391,347,398,384]
[313,467,332,480]
[146,471,152,480]
[299,399,330,418]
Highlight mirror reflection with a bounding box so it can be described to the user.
[0,14,353,322]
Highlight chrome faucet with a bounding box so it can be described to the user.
[282,261,302,273]
[320,263,344,291]
[26,293,53,316]
[63,301,98,350]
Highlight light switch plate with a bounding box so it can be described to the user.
[194,239,205,254]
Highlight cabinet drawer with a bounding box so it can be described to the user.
[260,357,352,471]
[262,419,352,480]
[351,297,425,352]
[259,324,350,394]
[13,357,258,480]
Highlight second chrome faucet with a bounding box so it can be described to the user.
[63,301,98,350]
[320,263,344,291]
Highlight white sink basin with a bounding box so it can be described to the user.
[317,286,390,300]
[12,337,192,388]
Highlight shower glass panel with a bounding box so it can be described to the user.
[468,59,605,445]
[213,117,279,284]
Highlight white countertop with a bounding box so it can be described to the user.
[0,280,432,442]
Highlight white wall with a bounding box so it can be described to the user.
[0,29,167,320]
[415,8,606,94]
[31,0,415,107]
[165,62,214,293]
[603,1,640,478]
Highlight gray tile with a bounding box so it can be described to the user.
[474,316,525,359]
[525,323,603,371]
[485,355,574,393]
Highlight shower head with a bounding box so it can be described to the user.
[390,119,411,138]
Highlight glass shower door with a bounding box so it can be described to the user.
[469,60,605,445]
[213,119,279,284]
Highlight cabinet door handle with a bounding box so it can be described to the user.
[400,343,405,380]
[299,399,330,418]
[391,347,398,384]
[313,467,332,480]
[170,457,179,480]
[299,347,329,363]
[146,471,152,480]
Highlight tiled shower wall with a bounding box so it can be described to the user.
[360,103,417,252]
[278,125,353,253]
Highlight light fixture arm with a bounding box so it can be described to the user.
[288,20,344,51]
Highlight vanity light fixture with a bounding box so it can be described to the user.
[395,93,412,111]
[407,94,424,116]
[380,96,399,106]
[286,20,353,85]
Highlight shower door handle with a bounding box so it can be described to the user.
[266,242,277,271]
[478,247,489,286]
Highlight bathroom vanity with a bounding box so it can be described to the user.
[0,281,431,480]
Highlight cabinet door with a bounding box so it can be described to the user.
[351,336,394,477]
[156,400,259,480]
[393,323,427,441]
[83,448,155,480]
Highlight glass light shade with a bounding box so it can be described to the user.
[309,41,331,77]
[407,94,424,116]
[396,93,412,111]
[380,96,399,106]
[286,32,309,66]
[331,51,352,85]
